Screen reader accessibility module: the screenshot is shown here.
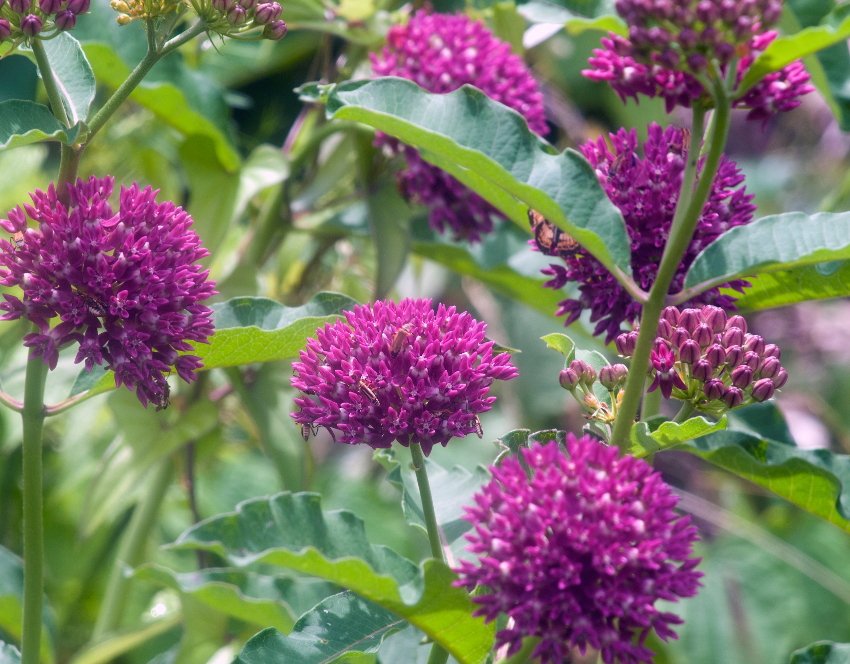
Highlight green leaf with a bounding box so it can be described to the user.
[628,415,727,457]
[368,187,411,300]
[411,223,563,316]
[0,546,53,663]
[791,641,850,663]
[312,78,632,279]
[728,260,850,310]
[738,11,850,94]
[234,593,403,664]
[684,212,850,293]
[540,332,576,361]
[38,33,95,125]
[0,100,82,149]
[171,492,494,664]
[0,643,20,664]
[133,565,298,633]
[680,432,850,532]
[517,2,628,36]
[68,614,182,664]
[68,292,356,399]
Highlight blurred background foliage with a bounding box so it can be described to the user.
[1,0,850,661]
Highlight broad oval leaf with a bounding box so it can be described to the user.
[728,260,850,310]
[67,292,357,399]
[628,415,727,457]
[0,100,82,149]
[683,212,850,293]
[234,593,403,664]
[38,33,95,125]
[170,492,494,664]
[306,78,632,281]
[738,11,850,94]
[680,431,850,533]
[791,641,850,664]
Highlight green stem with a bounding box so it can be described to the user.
[672,401,696,423]
[31,39,70,128]
[611,79,731,451]
[21,354,49,664]
[91,458,174,641]
[640,387,661,421]
[409,442,449,664]
[85,21,207,143]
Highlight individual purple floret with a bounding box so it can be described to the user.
[455,436,702,664]
[538,124,755,342]
[290,298,518,455]
[616,305,788,413]
[371,10,547,242]
[0,177,216,409]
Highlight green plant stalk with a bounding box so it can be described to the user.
[91,458,174,641]
[21,353,49,664]
[31,39,70,128]
[409,442,449,664]
[611,78,731,450]
[85,20,207,142]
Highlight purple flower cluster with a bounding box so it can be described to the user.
[616,305,787,411]
[0,0,88,41]
[290,299,518,455]
[0,177,216,409]
[540,124,755,342]
[191,0,286,40]
[371,11,547,242]
[455,436,702,664]
[585,19,813,120]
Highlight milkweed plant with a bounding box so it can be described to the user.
[0,0,849,662]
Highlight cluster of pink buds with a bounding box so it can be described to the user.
[191,0,286,40]
[559,358,629,426]
[617,305,787,414]
[0,0,88,41]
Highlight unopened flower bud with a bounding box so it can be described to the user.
[67,0,89,13]
[742,351,760,371]
[679,308,700,333]
[38,0,59,12]
[763,343,781,359]
[569,360,596,386]
[701,305,727,333]
[773,367,788,389]
[704,379,724,401]
[226,4,246,23]
[671,326,689,348]
[55,9,75,29]
[692,323,713,348]
[758,356,781,379]
[678,339,701,365]
[723,326,744,347]
[211,0,233,9]
[722,386,745,409]
[262,18,286,39]
[704,343,725,367]
[657,318,673,340]
[599,363,628,389]
[743,334,765,355]
[0,19,10,40]
[661,306,680,327]
[730,365,753,389]
[725,345,743,368]
[20,13,42,35]
[559,368,580,391]
[751,378,775,402]
[693,359,713,381]
[9,0,29,12]
[726,315,748,334]
[615,331,637,357]
[253,0,280,23]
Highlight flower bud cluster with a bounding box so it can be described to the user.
[0,0,88,41]
[559,358,629,426]
[109,0,180,25]
[189,0,286,40]
[585,2,813,120]
[616,305,787,413]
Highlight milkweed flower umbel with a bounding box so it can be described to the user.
[290,299,518,455]
[539,124,755,342]
[371,11,547,242]
[455,436,702,664]
[0,177,216,409]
